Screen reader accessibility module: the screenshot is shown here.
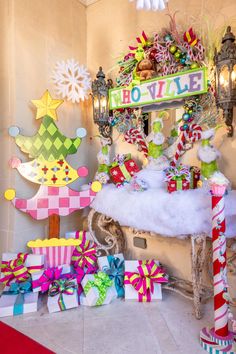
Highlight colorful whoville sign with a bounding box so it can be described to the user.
[109,68,208,110]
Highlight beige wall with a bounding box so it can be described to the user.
[0,0,88,253]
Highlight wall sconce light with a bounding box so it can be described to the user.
[214,26,236,137]
[91,67,113,138]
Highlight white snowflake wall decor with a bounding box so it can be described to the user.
[52,59,91,103]
[129,0,168,11]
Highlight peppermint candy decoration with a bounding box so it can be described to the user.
[186,124,202,143]
[124,128,148,157]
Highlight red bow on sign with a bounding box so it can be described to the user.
[129,31,149,51]
[183,28,199,47]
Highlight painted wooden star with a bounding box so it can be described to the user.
[31,90,64,121]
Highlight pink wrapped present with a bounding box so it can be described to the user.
[27,238,81,268]
[124,260,168,302]
[0,253,44,289]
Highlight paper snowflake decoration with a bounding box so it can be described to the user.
[52,59,91,103]
[129,0,168,11]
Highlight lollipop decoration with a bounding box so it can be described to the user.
[200,172,236,353]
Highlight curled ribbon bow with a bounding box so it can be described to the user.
[129,31,150,51]
[48,279,77,311]
[71,239,97,270]
[83,272,113,306]
[103,256,124,298]
[0,253,30,286]
[124,260,168,302]
[165,165,191,182]
[3,280,32,316]
[32,267,69,293]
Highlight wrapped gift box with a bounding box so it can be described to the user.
[31,264,71,293]
[0,253,44,290]
[124,260,168,302]
[27,238,81,268]
[109,154,140,185]
[167,179,190,193]
[190,166,201,189]
[97,254,124,297]
[81,272,116,306]
[165,165,191,193]
[71,236,97,272]
[47,278,78,313]
[0,282,38,317]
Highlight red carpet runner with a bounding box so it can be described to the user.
[0,321,55,354]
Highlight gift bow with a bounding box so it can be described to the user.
[48,279,77,311]
[32,267,65,293]
[103,257,124,297]
[183,28,199,47]
[72,264,98,297]
[124,261,168,302]
[83,272,113,306]
[165,165,190,182]
[3,280,32,316]
[8,280,32,294]
[129,31,149,51]
[0,253,30,286]
[71,240,97,269]
[110,154,131,168]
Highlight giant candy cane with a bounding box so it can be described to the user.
[200,180,236,353]
[171,124,202,166]
[124,128,148,158]
[212,194,228,338]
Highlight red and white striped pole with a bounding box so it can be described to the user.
[212,190,228,337]
[200,174,236,353]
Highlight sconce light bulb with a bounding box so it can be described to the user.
[231,70,236,82]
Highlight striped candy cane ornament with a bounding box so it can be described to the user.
[171,124,202,167]
[124,128,148,158]
[200,177,236,353]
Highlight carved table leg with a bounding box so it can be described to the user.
[191,233,207,319]
[88,208,126,256]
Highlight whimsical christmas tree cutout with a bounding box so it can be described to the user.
[5,90,101,223]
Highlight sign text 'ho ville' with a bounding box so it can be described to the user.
[109,68,207,110]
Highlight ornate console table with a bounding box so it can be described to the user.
[88,208,236,320]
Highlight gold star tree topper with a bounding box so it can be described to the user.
[31,90,64,121]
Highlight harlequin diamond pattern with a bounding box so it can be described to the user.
[15,115,82,161]
[47,122,57,136]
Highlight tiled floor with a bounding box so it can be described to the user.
[2,291,215,354]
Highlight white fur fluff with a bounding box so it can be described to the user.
[198,146,220,163]
[152,132,165,145]
[92,168,236,238]
[201,129,215,140]
[146,156,169,171]
[97,151,110,165]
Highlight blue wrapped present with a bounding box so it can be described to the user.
[97,254,124,297]
[0,281,38,317]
